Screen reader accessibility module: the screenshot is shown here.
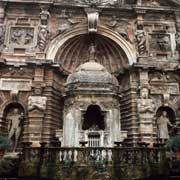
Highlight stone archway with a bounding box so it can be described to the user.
[46,25,136,74]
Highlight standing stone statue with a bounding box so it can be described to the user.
[137,87,155,136]
[88,43,96,60]
[138,87,155,113]
[7,108,24,151]
[157,111,173,142]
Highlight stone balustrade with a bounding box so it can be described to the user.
[18,145,168,179]
[21,146,165,165]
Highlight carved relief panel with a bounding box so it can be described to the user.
[9,27,34,46]
[148,33,171,53]
[143,12,177,59]
[4,17,39,53]
[149,72,180,95]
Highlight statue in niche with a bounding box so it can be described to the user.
[157,111,174,142]
[88,43,96,60]
[6,108,24,151]
[135,31,146,56]
[38,26,49,52]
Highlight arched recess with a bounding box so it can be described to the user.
[156,106,176,124]
[3,103,25,150]
[156,106,177,136]
[82,105,105,130]
[46,25,136,74]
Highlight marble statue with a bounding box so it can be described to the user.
[7,108,24,151]
[157,111,173,141]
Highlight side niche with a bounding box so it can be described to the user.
[3,103,25,152]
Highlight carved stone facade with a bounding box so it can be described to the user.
[0,0,179,151]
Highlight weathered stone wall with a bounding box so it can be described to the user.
[0,0,179,147]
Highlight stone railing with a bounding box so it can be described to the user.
[19,145,168,179]
[21,145,165,165]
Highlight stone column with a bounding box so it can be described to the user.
[27,67,47,147]
[27,95,47,147]
[0,2,6,51]
[128,71,139,145]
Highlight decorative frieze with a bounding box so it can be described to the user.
[66,0,118,6]
[150,83,179,95]
[0,78,32,91]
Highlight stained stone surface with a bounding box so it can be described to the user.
[0,0,179,149]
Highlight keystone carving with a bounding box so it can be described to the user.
[85,8,100,33]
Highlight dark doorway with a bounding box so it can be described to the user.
[82,105,105,130]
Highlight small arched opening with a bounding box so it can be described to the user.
[3,103,25,151]
[82,105,105,131]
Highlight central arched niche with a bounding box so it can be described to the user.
[82,105,105,131]
[55,34,129,74]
